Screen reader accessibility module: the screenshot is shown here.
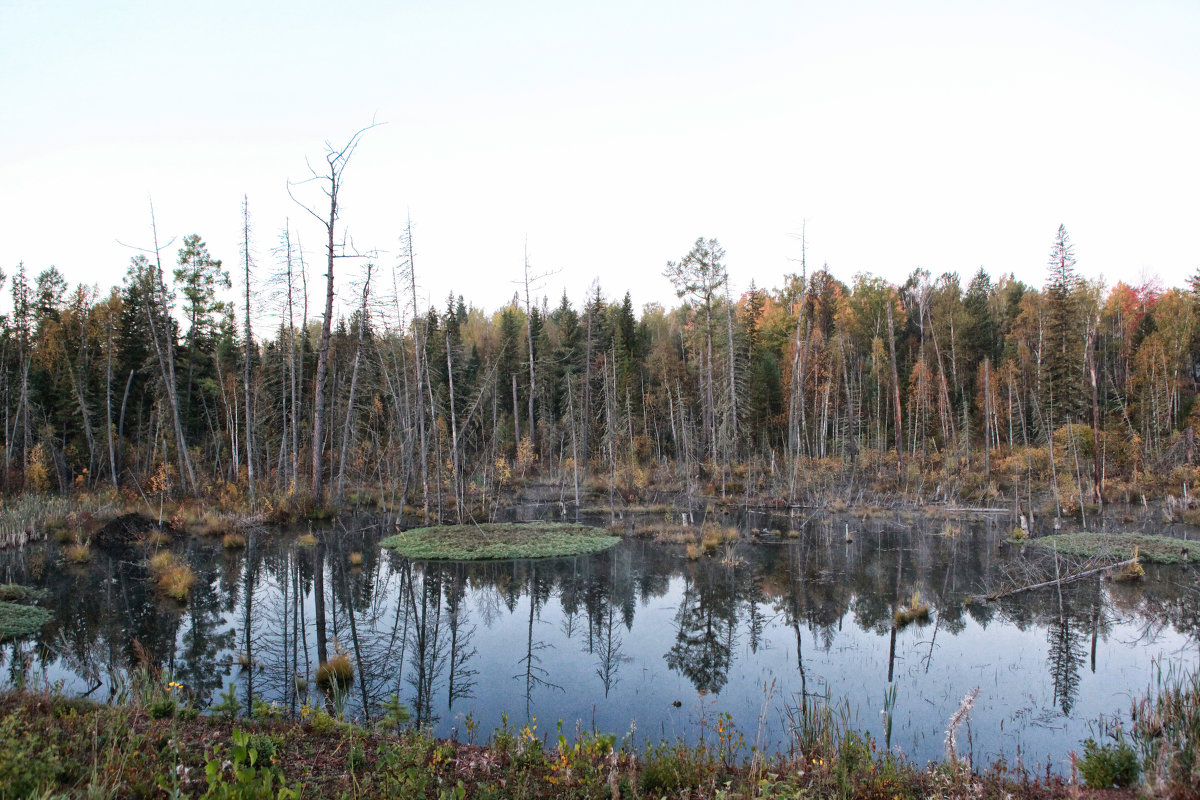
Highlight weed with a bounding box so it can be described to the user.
[1078,737,1139,788]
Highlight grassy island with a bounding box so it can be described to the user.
[1020,532,1200,564]
[381,522,619,560]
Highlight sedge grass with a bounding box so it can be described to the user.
[147,552,196,601]
[381,522,618,560]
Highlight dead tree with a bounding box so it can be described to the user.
[288,122,380,501]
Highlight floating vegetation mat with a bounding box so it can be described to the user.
[1022,532,1200,564]
[381,522,619,560]
[0,601,52,643]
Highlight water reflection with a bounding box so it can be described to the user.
[2,512,1198,770]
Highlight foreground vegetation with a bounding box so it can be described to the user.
[5,676,1193,800]
[381,522,619,560]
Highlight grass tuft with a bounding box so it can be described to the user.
[222,532,247,549]
[148,552,196,601]
[316,653,354,691]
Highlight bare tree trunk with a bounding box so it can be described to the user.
[146,204,198,494]
[886,299,903,482]
[446,328,462,522]
[290,124,378,502]
[1087,319,1103,505]
[242,196,256,505]
[336,264,372,500]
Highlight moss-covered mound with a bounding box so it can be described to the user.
[381,522,619,560]
[0,601,52,643]
[1021,532,1200,564]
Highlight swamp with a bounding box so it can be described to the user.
[2,503,1197,783]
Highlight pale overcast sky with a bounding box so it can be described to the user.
[2,0,1198,320]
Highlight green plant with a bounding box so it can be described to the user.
[213,683,242,718]
[0,713,63,799]
[147,697,177,719]
[1078,737,1139,788]
[251,696,283,720]
[202,729,300,799]
[379,693,411,729]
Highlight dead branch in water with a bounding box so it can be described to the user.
[977,557,1138,602]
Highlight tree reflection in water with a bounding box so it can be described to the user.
[1,512,1197,768]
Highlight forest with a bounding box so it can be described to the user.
[4,207,1196,523]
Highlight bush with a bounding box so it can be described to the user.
[1078,737,1140,789]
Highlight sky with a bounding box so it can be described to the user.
[2,0,1198,323]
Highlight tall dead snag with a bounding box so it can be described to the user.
[886,296,903,482]
[1086,316,1103,505]
[241,196,256,505]
[289,123,380,501]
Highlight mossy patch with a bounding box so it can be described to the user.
[1020,532,1200,564]
[381,522,619,560]
[0,602,52,642]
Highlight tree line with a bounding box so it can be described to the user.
[4,178,1197,517]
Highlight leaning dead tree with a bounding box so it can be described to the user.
[288,122,381,500]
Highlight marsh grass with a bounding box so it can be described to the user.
[1023,532,1198,564]
[148,552,196,601]
[1132,662,1200,793]
[316,653,354,691]
[297,533,318,548]
[894,590,931,629]
[63,541,92,564]
[222,532,247,549]
[381,523,618,560]
[348,551,364,567]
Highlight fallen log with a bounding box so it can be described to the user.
[977,557,1138,602]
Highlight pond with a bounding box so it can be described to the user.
[1,510,1198,773]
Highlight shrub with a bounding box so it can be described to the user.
[1078,737,1139,788]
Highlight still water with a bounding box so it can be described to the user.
[1,511,1197,772]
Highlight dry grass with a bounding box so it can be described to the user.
[63,542,91,564]
[222,532,247,549]
[148,552,196,601]
[316,653,354,691]
[349,551,363,567]
[685,542,701,560]
[297,533,318,548]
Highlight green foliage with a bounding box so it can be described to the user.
[212,683,242,718]
[379,692,411,729]
[1078,737,1139,789]
[0,601,52,642]
[381,522,619,560]
[202,729,300,800]
[0,713,63,799]
[146,697,177,720]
